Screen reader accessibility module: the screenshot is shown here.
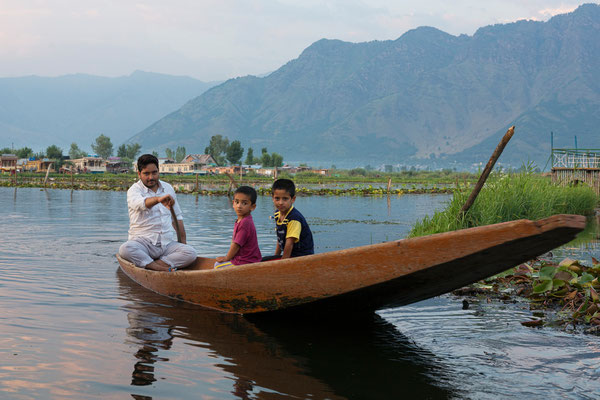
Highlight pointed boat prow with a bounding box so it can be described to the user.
[117,214,587,315]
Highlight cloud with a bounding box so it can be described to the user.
[538,5,579,18]
[0,0,592,80]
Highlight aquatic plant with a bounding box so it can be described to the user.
[409,170,598,237]
[455,257,600,333]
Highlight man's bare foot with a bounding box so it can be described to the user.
[145,260,171,271]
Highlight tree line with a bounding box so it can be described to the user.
[203,134,283,167]
[2,133,285,169]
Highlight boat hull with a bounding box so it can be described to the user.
[117,214,586,315]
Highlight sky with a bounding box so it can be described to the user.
[0,0,594,82]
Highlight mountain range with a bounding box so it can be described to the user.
[0,71,217,152]
[127,3,600,169]
[1,5,599,169]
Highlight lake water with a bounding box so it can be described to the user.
[1,187,599,399]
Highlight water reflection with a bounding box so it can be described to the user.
[117,270,455,399]
[551,215,600,263]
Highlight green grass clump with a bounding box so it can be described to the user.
[409,171,598,238]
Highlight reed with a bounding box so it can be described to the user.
[409,171,599,237]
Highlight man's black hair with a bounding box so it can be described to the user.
[137,154,159,172]
[272,178,295,197]
[235,186,258,204]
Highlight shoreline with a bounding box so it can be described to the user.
[0,177,456,195]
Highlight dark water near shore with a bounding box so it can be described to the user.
[1,187,599,399]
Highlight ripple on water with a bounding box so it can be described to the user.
[2,187,600,399]
[380,296,600,399]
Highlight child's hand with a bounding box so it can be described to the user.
[215,256,226,262]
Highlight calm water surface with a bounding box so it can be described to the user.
[1,187,599,399]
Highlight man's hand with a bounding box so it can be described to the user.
[215,256,227,263]
[158,194,174,209]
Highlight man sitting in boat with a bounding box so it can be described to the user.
[118,154,197,271]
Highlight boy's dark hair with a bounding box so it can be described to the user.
[272,178,295,197]
[235,186,258,204]
[137,154,159,172]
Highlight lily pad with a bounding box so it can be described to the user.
[533,280,553,293]
[539,266,557,281]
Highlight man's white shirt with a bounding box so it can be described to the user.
[127,180,183,245]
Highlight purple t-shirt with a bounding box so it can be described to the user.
[231,215,262,265]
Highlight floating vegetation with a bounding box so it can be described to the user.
[0,176,453,196]
[453,257,600,334]
[309,217,405,226]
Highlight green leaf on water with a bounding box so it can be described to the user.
[580,272,595,285]
[552,279,566,289]
[488,268,515,280]
[533,280,553,293]
[539,266,557,281]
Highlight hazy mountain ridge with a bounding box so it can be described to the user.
[129,4,600,168]
[0,71,218,151]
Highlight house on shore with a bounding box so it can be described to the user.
[106,157,131,173]
[153,154,218,175]
[205,166,245,176]
[0,154,18,173]
[71,157,106,173]
[551,148,600,194]
[182,154,217,166]
[24,158,55,173]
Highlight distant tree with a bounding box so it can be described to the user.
[0,147,13,154]
[91,134,113,159]
[260,152,272,167]
[118,144,129,159]
[244,147,255,165]
[46,145,63,160]
[151,151,159,157]
[175,146,186,162]
[117,144,128,158]
[16,147,34,158]
[205,135,229,166]
[271,152,283,168]
[257,147,283,167]
[226,140,244,165]
[69,143,86,159]
[165,148,174,160]
[118,143,141,160]
[127,143,142,160]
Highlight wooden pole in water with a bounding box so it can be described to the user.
[460,126,515,216]
[225,172,237,197]
[43,163,53,187]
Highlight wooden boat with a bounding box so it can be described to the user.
[117,214,586,315]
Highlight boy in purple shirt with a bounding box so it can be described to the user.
[214,186,262,268]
